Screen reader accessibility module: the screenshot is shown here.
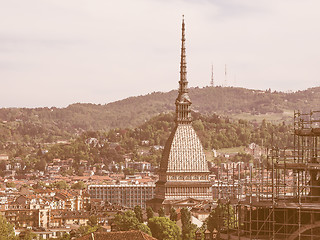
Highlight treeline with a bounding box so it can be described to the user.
[0,87,319,142]
[113,111,294,150]
[1,112,295,175]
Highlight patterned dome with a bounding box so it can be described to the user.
[160,125,209,173]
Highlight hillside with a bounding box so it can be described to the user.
[0,112,294,172]
[0,86,319,143]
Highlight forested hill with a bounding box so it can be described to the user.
[0,86,320,140]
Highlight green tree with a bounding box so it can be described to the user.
[169,207,177,222]
[33,181,46,189]
[71,225,99,238]
[6,182,15,188]
[53,180,69,189]
[71,181,86,190]
[20,229,36,240]
[113,210,151,235]
[88,215,98,227]
[158,207,165,217]
[207,203,235,235]
[134,205,143,223]
[193,120,205,131]
[146,207,154,220]
[148,217,181,240]
[35,159,46,172]
[181,208,196,240]
[207,206,220,233]
[0,215,16,240]
[57,233,70,240]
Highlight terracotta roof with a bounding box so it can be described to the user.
[76,230,157,240]
[34,189,53,194]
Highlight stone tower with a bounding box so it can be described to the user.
[149,17,213,211]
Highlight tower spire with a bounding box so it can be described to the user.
[179,15,187,93]
[175,16,192,125]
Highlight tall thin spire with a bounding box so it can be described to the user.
[175,16,192,125]
[179,15,188,94]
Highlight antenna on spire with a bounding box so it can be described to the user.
[211,64,214,87]
[179,15,187,89]
[182,15,185,27]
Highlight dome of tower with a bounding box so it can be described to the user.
[160,124,209,173]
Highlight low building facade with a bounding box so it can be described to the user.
[88,184,155,209]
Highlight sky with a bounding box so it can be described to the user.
[1,0,320,108]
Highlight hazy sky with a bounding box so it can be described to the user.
[1,0,320,107]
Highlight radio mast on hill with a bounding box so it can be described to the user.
[210,64,214,87]
[224,64,227,87]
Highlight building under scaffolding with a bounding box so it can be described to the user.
[215,110,320,240]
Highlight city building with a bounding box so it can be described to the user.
[3,189,89,231]
[0,153,9,161]
[88,184,155,209]
[147,17,213,213]
[126,161,151,172]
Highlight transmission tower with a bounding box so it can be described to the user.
[210,64,214,87]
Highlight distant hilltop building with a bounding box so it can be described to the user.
[147,17,213,212]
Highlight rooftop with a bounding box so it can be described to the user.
[76,230,157,240]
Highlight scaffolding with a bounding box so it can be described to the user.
[215,110,320,240]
